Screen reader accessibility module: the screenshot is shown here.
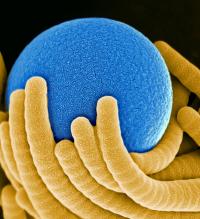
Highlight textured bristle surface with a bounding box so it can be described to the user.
[5,18,172,152]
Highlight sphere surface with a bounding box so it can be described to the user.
[6,18,172,152]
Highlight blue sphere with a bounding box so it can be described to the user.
[5,18,172,153]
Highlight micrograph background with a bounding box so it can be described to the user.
[0,0,200,72]
[0,0,200,218]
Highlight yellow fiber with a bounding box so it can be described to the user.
[0,122,21,183]
[177,106,200,146]
[16,187,40,219]
[9,90,79,219]
[0,140,21,191]
[1,185,26,219]
[155,41,200,97]
[0,110,9,196]
[69,121,121,193]
[151,150,200,180]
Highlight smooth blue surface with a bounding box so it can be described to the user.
[5,18,172,153]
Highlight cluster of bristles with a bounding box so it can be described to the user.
[0,41,200,219]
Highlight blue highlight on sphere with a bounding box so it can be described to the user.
[5,18,172,153]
